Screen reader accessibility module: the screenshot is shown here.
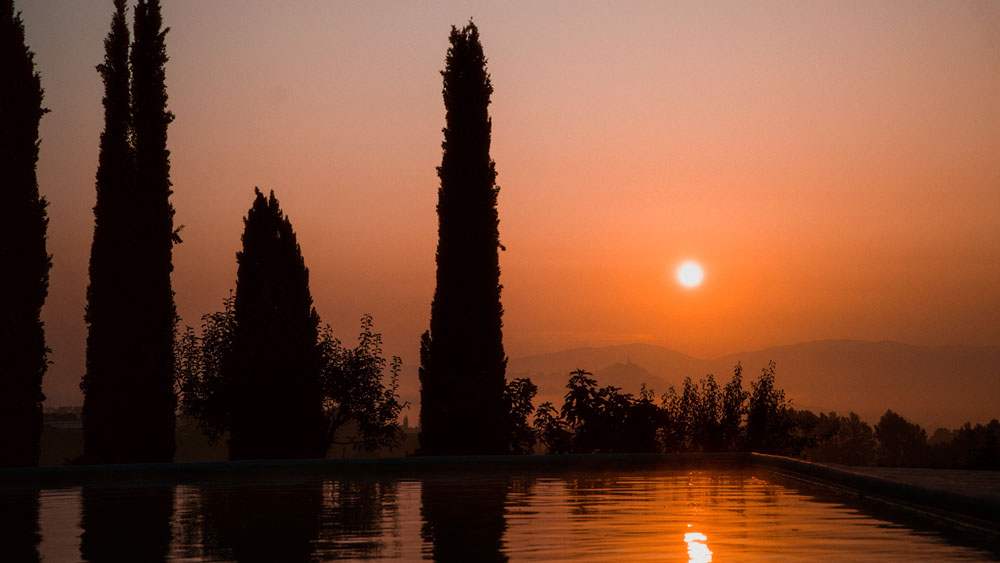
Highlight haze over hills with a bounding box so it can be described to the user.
[499,340,1000,432]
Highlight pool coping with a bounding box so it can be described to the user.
[751,453,1000,537]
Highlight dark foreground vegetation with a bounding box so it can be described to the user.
[527,364,1000,470]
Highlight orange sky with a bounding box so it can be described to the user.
[18,1,1000,406]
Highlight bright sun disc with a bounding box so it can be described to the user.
[677,261,704,288]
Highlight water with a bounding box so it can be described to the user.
[7,465,998,561]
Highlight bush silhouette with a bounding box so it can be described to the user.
[534,369,662,454]
[504,377,538,454]
[317,314,406,452]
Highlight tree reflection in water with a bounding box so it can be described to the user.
[23,466,996,560]
[178,478,401,561]
[184,481,322,562]
[80,485,173,562]
[315,480,399,560]
[420,476,535,562]
[0,489,40,563]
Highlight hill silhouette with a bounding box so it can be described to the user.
[397,340,999,432]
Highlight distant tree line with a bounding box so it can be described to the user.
[801,409,1000,469]
[533,363,791,456]
[529,364,1000,469]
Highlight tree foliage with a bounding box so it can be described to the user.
[177,306,406,456]
[533,369,662,454]
[0,0,51,467]
[177,190,405,458]
[801,411,877,466]
[226,188,322,459]
[318,315,406,452]
[82,0,177,463]
[420,21,508,455]
[175,294,236,444]
[535,363,800,456]
[719,364,749,451]
[745,360,794,454]
[782,408,1000,469]
[82,0,133,464]
[659,365,750,453]
[931,419,1000,469]
[533,402,572,455]
[503,377,538,454]
[130,0,178,459]
[875,409,928,467]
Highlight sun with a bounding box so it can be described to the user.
[677,261,704,288]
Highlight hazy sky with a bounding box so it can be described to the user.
[17,1,1000,406]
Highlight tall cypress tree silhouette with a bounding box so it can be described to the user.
[419,22,507,455]
[0,0,51,468]
[228,189,325,460]
[130,0,177,461]
[82,0,134,464]
[82,0,177,463]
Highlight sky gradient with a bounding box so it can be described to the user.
[16,1,1000,406]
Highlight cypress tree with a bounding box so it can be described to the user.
[82,0,135,464]
[228,189,325,460]
[0,0,51,467]
[419,22,507,455]
[130,0,177,461]
[82,0,177,463]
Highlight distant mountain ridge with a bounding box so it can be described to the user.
[503,339,1000,431]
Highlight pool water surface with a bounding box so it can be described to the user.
[8,466,999,561]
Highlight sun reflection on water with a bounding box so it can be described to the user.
[27,470,997,561]
[684,530,713,562]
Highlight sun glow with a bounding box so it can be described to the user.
[677,261,704,288]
